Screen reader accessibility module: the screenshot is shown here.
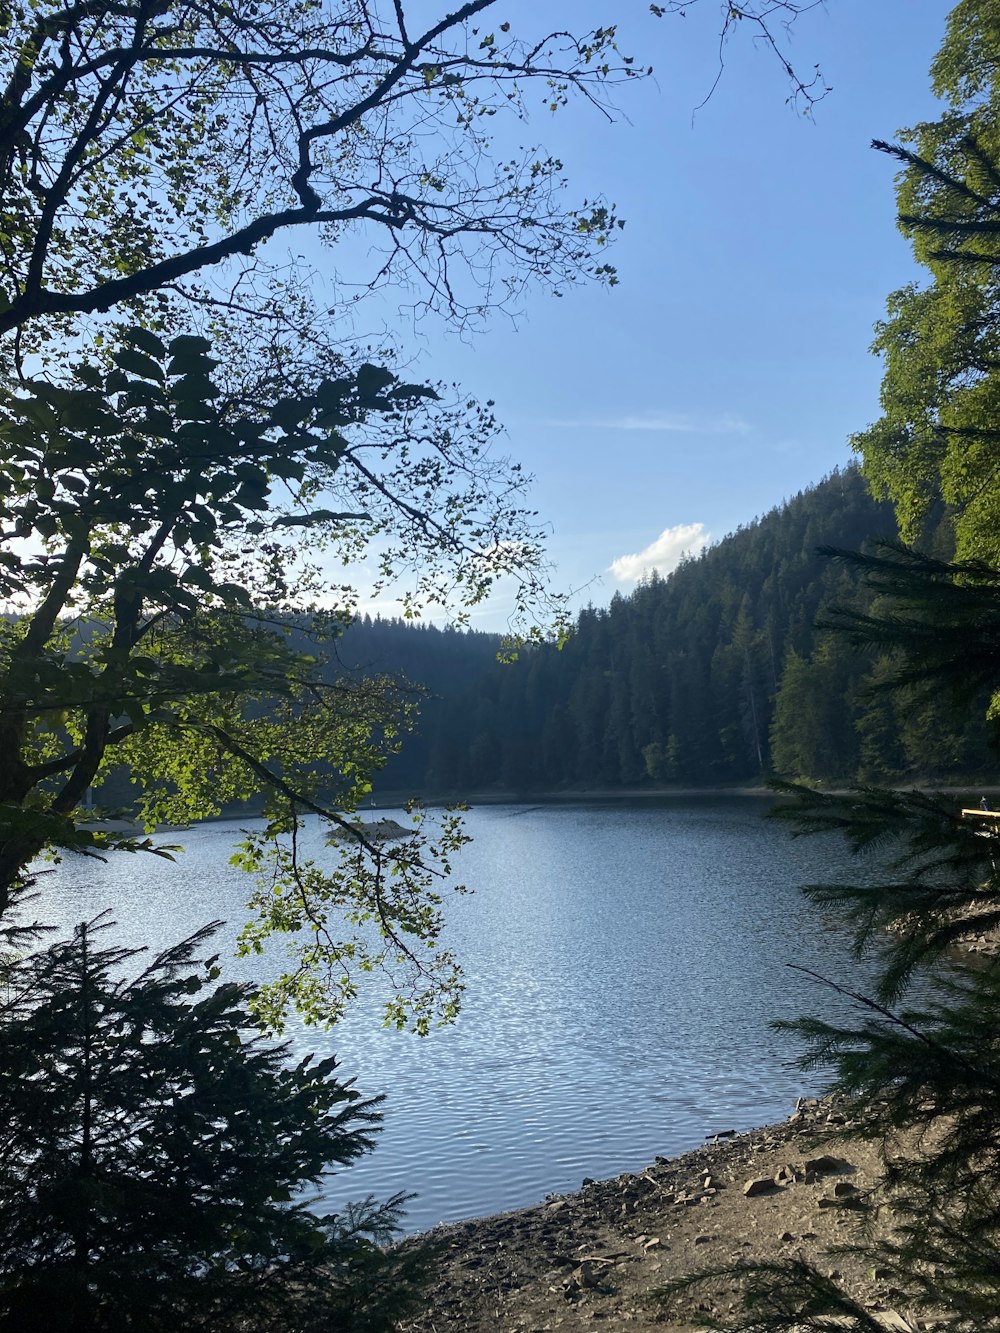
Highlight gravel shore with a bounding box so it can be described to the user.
[399,1096,927,1333]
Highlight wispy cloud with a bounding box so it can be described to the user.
[549,411,750,435]
[609,523,710,584]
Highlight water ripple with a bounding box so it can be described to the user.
[36,798,890,1233]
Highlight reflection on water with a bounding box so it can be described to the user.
[35,798,887,1233]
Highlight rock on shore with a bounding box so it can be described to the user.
[399,1096,927,1333]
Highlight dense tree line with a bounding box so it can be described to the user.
[91,464,999,810]
[332,467,995,797]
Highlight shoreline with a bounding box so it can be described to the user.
[400,1095,909,1333]
[83,781,1000,832]
[374,781,1000,808]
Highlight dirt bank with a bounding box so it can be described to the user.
[400,1096,928,1333]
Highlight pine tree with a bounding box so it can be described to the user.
[656,541,1000,1330]
[0,916,427,1333]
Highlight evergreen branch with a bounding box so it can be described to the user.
[897,214,1000,236]
[786,963,971,1068]
[872,138,993,208]
[961,133,1000,197]
[926,247,1000,266]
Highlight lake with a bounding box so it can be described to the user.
[35,796,888,1234]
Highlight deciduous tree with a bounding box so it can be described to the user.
[856,0,1000,564]
[0,0,652,1026]
[0,321,566,1028]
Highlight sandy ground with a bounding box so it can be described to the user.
[398,1096,933,1333]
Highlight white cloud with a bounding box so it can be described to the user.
[609,523,710,583]
[549,411,750,435]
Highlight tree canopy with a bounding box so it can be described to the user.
[375,469,993,795]
[0,0,639,355]
[856,0,1000,564]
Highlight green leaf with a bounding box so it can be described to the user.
[73,364,104,390]
[174,401,215,422]
[269,457,306,483]
[273,509,370,528]
[355,364,396,399]
[169,374,221,404]
[58,391,110,432]
[123,326,168,360]
[166,352,219,378]
[182,565,216,591]
[270,397,310,429]
[143,409,176,438]
[218,582,253,607]
[123,383,169,411]
[113,348,166,382]
[389,382,440,402]
[167,335,213,357]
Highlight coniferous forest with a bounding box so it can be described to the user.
[324,466,996,799]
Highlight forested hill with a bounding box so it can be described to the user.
[368,466,996,795]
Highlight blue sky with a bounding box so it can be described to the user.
[336,2,952,627]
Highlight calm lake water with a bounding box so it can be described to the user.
[35,797,888,1233]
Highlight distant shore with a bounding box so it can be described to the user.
[371,781,1000,808]
[80,781,1000,833]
